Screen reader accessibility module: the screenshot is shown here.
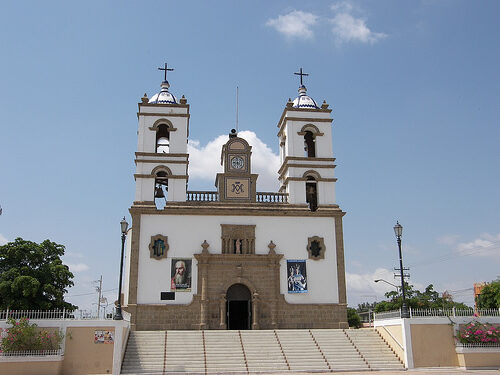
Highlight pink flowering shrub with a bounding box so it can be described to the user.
[0,317,64,353]
[456,320,500,344]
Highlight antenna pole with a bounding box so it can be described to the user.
[236,86,239,133]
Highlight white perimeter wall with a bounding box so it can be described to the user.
[135,214,339,305]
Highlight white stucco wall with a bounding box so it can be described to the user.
[135,214,339,305]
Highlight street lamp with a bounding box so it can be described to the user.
[374,279,399,290]
[394,221,409,318]
[114,217,129,320]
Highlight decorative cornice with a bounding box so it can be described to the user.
[134,174,188,180]
[129,203,344,218]
[135,159,188,165]
[135,152,189,158]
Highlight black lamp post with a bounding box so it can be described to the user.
[374,279,399,291]
[394,221,409,318]
[114,217,129,320]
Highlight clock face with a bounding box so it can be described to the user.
[231,156,245,169]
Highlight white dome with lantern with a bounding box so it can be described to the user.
[149,80,178,105]
[292,85,318,109]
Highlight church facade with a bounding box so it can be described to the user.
[122,70,348,331]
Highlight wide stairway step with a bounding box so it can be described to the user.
[121,328,404,374]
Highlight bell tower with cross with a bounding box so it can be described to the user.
[277,68,337,210]
[133,63,190,206]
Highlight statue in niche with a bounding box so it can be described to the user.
[153,239,166,256]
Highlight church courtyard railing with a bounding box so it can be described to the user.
[374,308,500,320]
[186,191,289,203]
[0,309,114,321]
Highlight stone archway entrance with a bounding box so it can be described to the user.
[226,284,251,330]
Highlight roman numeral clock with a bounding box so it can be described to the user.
[216,130,258,202]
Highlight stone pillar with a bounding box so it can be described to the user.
[252,292,260,330]
[199,260,208,330]
[219,294,227,329]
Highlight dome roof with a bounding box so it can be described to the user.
[292,85,318,109]
[149,81,178,105]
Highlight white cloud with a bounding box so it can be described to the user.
[456,233,500,259]
[0,233,8,245]
[67,263,90,273]
[266,10,318,39]
[188,130,280,191]
[330,1,387,44]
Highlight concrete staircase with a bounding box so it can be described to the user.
[121,328,404,374]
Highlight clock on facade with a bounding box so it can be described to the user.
[230,156,245,169]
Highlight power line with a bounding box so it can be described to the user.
[66,288,117,297]
[407,240,500,269]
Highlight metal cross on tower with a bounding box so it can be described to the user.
[158,62,174,81]
[294,67,309,86]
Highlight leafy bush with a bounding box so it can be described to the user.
[347,307,362,328]
[0,317,64,352]
[456,320,500,344]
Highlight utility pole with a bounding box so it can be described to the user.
[94,275,103,319]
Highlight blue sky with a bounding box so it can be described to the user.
[1,1,499,312]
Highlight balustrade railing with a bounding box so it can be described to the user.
[186,191,289,203]
[256,192,288,203]
[186,191,219,202]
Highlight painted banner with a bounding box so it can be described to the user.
[94,330,114,344]
[171,258,192,292]
[287,260,308,293]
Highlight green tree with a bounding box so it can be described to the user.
[0,238,76,310]
[476,281,500,309]
[374,283,469,313]
[347,307,361,328]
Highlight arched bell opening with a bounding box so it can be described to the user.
[226,283,251,330]
[304,130,316,158]
[154,171,168,209]
[156,124,170,153]
[305,176,318,212]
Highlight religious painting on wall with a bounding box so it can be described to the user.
[94,330,114,344]
[287,260,308,293]
[171,258,192,292]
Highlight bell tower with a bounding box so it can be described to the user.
[215,129,258,202]
[134,63,189,207]
[277,68,336,211]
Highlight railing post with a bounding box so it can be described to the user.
[399,308,402,318]
[452,307,456,318]
[409,307,412,318]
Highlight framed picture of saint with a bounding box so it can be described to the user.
[171,258,192,292]
[287,260,308,293]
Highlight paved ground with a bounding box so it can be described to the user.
[256,370,500,375]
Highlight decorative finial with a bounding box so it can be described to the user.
[180,95,187,104]
[141,93,149,103]
[158,62,174,82]
[201,240,210,254]
[294,67,309,86]
[321,100,329,109]
[268,240,276,255]
[286,98,293,108]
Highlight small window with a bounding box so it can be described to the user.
[304,131,316,158]
[305,176,318,212]
[156,124,170,153]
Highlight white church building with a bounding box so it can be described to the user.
[122,67,348,331]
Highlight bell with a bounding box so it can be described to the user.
[154,186,165,199]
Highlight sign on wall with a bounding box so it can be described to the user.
[287,260,308,293]
[171,258,192,292]
[94,330,114,344]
